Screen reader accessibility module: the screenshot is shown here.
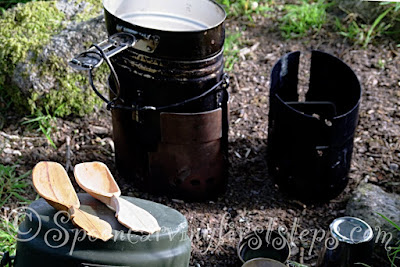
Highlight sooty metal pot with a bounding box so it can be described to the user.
[14,193,191,267]
[103,0,226,60]
[70,0,229,201]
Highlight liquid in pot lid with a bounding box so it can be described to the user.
[119,13,210,31]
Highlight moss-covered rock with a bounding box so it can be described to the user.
[0,0,108,117]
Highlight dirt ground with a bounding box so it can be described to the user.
[1,9,399,267]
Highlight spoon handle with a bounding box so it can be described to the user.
[110,195,161,234]
[68,206,113,241]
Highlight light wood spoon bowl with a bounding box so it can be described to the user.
[32,161,113,241]
[74,162,161,234]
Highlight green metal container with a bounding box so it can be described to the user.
[14,193,191,267]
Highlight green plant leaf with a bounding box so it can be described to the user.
[378,213,400,232]
[364,6,394,48]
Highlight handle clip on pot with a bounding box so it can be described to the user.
[69,32,137,109]
[116,25,160,53]
[69,32,137,71]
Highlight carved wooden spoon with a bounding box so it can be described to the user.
[32,161,113,241]
[74,162,161,234]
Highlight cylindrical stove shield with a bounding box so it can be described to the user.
[267,50,361,201]
[14,193,191,267]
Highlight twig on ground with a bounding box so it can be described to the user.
[300,246,305,264]
[232,73,240,92]
[239,42,260,58]
[0,131,45,141]
[65,136,71,172]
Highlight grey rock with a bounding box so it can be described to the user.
[389,163,399,172]
[56,0,89,20]
[3,148,13,154]
[3,148,22,156]
[12,14,107,101]
[336,0,387,24]
[346,183,400,245]
[7,0,107,116]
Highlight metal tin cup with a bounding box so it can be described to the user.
[238,230,290,264]
[317,217,374,267]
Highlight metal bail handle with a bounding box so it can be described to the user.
[69,31,229,112]
[110,73,230,112]
[69,32,137,109]
[69,32,136,71]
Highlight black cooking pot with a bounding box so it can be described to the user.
[70,0,229,200]
[103,0,226,60]
[71,0,226,71]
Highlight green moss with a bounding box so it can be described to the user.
[0,0,106,117]
[0,1,64,71]
[31,54,107,117]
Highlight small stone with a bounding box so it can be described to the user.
[290,245,299,256]
[358,146,367,153]
[251,1,258,10]
[3,148,21,156]
[200,228,209,239]
[12,150,22,156]
[389,163,399,172]
[3,148,13,154]
[287,209,296,215]
[264,53,275,62]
